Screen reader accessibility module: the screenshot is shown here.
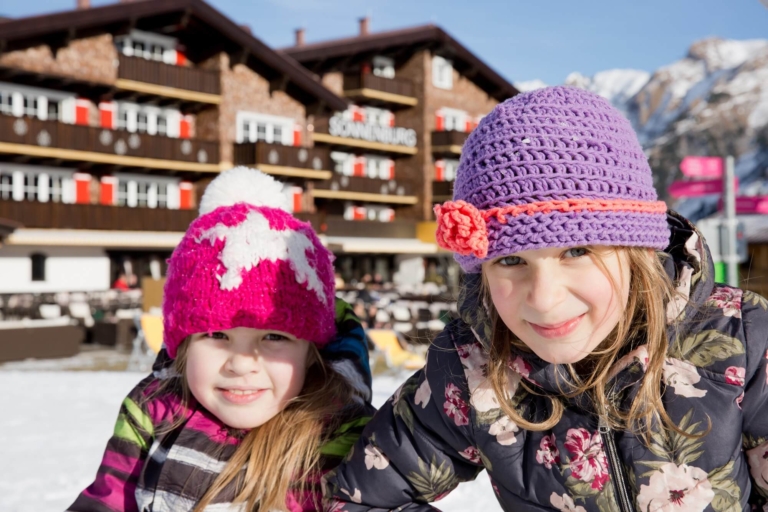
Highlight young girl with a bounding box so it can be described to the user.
[325,86,768,512]
[69,167,373,512]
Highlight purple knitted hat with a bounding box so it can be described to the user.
[162,167,336,358]
[434,86,670,273]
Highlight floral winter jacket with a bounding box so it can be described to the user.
[326,212,768,512]
[69,299,374,512]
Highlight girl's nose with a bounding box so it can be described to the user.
[225,350,261,375]
[526,266,567,314]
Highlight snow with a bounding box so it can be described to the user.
[565,69,650,112]
[0,369,502,512]
[513,79,548,92]
[688,38,768,72]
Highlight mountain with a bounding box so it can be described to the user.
[519,38,768,221]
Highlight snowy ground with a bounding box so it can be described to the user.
[0,364,502,512]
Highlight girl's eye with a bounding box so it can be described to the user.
[208,331,228,340]
[263,333,292,342]
[497,255,523,267]
[564,247,589,258]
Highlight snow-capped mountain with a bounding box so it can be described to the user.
[518,38,768,221]
[565,69,650,118]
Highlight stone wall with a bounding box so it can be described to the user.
[0,34,118,85]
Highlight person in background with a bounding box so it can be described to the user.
[325,87,768,511]
[111,272,130,291]
[70,167,373,512]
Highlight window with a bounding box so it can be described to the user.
[0,173,12,199]
[23,174,36,201]
[157,183,168,208]
[137,112,148,133]
[47,101,59,120]
[0,91,12,114]
[373,56,395,79]
[432,55,453,90]
[23,96,37,117]
[117,181,128,206]
[236,112,293,145]
[364,107,393,127]
[31,253,46,282]
[157,115,167,136]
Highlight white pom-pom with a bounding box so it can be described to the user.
[199,166,290,216]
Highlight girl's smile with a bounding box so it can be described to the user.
[527,313,586,339]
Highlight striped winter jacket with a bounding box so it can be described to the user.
[69,300,374,512]
[326,212,768,512]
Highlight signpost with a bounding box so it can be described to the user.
[680,156,724,178]
[671,155,740,286]
[668,177,737,199]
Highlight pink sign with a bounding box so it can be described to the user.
[680,156,723,178]
[668,178,738,199]
[717,196,768,214]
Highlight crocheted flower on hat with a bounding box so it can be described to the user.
[434,200,489,258]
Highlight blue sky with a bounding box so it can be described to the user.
[3,0,767,86]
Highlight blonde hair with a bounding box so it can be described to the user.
[152,339,353,512]
[483,247,686,443]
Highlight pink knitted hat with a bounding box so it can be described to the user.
[162,167,336,358]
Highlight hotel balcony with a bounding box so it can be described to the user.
[116,54,221,109]
[342,73,417,109]
[0,200,196,232]
[233,142,332,180]
[312,115,418,156]
[0,115,220,174]
[296,213,417,239]
[431,130,469,156]
[312,175,417,205]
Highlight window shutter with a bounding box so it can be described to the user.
[353,156,366,177]
[179,181,193,209]
[100,176,117,205]
[75,99,90,126]
[435,110,445,131]
[380,208,395,222]
[175,50,187,66]
[387,159,395,180]
[387,112,395,127]
[36,96,48,121]
[435,160,446,181]
[352,106,365,123]
[293,124,302,146]
[179,115,192,139]
[99,102,116,129]
[73,173,92,204]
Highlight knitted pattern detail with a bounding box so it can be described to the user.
[441,86,670,272]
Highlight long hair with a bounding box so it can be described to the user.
[151,339,354,512]
[484,247,685,443]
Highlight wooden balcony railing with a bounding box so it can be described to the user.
[314,175,416,202]
[431,130,469,153]
[296,213,417,239]
[343,73,415,99]
[0,114,219,171]
[233,143,332,178]
[117,54,221,96]
[0,200,197,232]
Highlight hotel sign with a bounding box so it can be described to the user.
[328,116,417,148]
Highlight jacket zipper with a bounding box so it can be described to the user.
[598,417,633,512]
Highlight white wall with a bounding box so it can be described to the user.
[0,246,110,293]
